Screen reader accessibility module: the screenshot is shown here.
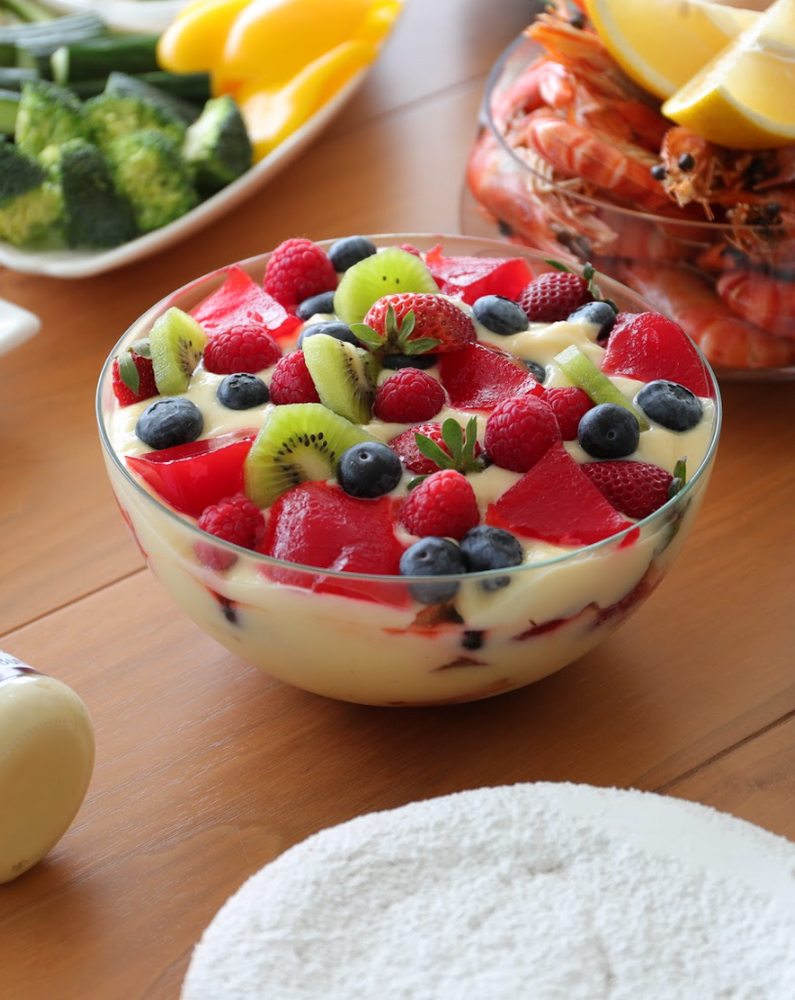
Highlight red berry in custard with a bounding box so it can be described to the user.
[484,394,560,472]
[203,322,282,375]
[362,293,477,354]
[195,494,267,570]
[374,368,446,423]
[545,385,593,440]
[268,351,321,405]
[389,421,483,475]
[399,469,479,540]
[263,237,337,309]
[517,271,592,323]
[112,347,158,407]
[582,460,674,521]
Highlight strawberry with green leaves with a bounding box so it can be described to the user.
[353,294,477,358]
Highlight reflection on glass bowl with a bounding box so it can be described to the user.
[97,235,720,707]
[462,32,795,381]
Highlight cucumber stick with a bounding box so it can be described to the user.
[0,86,19,134]
[51,34,160,86]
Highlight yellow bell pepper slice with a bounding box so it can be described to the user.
[157,0,252,74]
[222,0,392,85]
[238,38,376,161]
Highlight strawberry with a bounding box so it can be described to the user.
[356,294,476,356]
[112,344,157,407]
[374,368,446,423]
[517,270,593,323]
[195,494,266,570]
[545,386,593,440]
[399,469,480,540]
[263,238,337,309]
[203,322,282,374]
[581,460,674,520]
[268,351,321,405]
[389,418,483,475]
[484,394,561,472]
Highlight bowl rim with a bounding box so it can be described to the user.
[481,32,777,234]
[96,233,722,585]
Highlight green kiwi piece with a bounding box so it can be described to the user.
[555,345,649,431]
[302,333,379,424]
[149,307,208,396]
[333,247,440,325]
[244,403,377,508]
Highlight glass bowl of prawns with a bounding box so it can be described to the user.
[462,0,795,379]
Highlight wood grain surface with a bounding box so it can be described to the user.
[1,2,794,998]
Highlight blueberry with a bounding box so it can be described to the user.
[297,321,359,348]
[336,441,403,498]
[382,352,437,370]
[636,379,703,432]
[328,236,378,272]
[135,397,203,450]
[216,372,269,410]
[399,537,466,604]
[460,525,523,591]
[567,300,617,341]
[577,403,640,459]
[296,290,336,320]
[472,294,529,336]
[522,360,547,384]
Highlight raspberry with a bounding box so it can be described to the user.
[545,386,593,440]
[582,460,674,521]
[263,238,337,309]
[389,422,482,475]
[112,348,157,407]
[484,394,561,472]
[203,322,282,375]
[269,350,320,405]
[399,470,479,540]
[195,494,266,570]
[374,368,446,423]
[362,293,476,354]
[517,271,592,323]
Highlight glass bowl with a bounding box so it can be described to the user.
[97,235,721,707]
[461,32,795,381]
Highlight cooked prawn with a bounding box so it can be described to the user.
[716,270,795,340]
[618,260,795,370]
[657,127,753,218]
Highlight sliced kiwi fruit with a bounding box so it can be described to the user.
[244,403,377,508]
[333,247,440,325]
[149,307,208,396]
[555,345,649,431]
[302,333,379,424]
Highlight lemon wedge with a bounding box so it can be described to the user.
[584,0,758,100]
[662,0,795,148]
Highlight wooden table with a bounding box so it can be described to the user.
[1,1,794,997]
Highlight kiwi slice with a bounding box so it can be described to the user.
[333,247,440,325]
[149,307,208,396]
[302,333,379,424]
[244,403,376,508]
[555,345,649,431]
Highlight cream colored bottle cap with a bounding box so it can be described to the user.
[0,652,95,883]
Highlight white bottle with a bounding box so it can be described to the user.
[0,651,95,883]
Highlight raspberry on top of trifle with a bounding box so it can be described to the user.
[106,235,717,605]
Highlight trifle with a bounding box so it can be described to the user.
[97,234,720,705]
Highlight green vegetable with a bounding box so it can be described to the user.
[15,77,88,156]
[104,70,202,123]
[0,0,56,23]
[70,69,212,105]
[0,65,37,89]
[40,137,138,248]
[84,89,187,151]
[183,94,253,195]
[0,85,18,133]
[105,128,197,234]
[51,34,160,86]
[0,138,62,247]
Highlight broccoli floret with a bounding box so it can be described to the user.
[182,94,253,195]
[84,91,187,153]
[105,129,197,234]
[0,139,63,247]
[40,138,138,248]
[15,79,89,159]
